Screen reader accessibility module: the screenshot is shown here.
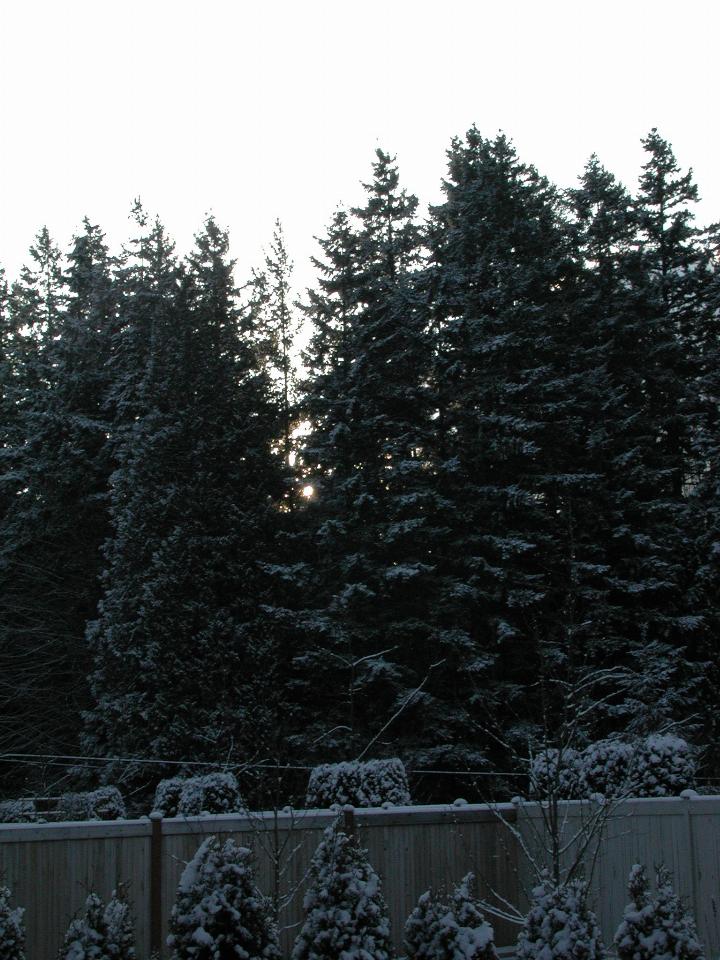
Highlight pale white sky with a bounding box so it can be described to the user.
[0,0,717,295]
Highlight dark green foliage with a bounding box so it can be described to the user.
[83,211,286,793]
[0,223,115,794]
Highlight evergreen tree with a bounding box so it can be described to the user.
[404,873,497,960]
[424,129,589,769]
[292,821,393,960]
[614,865,704,960]
[517,877,605,960]
[103,890,136,960]
[84,212,285,792]
[59,893,111,960]
[168,836,279,960]
[0,884,25,960]
[295,150,463,779]
[0,225,115,793]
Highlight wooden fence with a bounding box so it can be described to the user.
[1,796,719,960]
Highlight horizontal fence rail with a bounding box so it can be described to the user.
[1,796,718,960]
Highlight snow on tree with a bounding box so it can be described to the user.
[59,893,112,960]
[516,876,606,960]
[56,787,126,822]
[177,773,242,816]
[152,777,186,817]
[306,759,410,808]
[614,864,704,960]
[631,735,696,797]
[167,835,279,960]
[0,884,25,960]
[103,891,136,960]
[528,736,696,800]
[529,748,581,800]
[291,820,392,960]
[404,872,497,960]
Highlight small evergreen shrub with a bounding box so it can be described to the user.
[528,748,581,800]
[56,787,126,822]
[630,736,696,797]
[528,735,695,800]
[305,758,410,808]
[516,876,606,960]
[59,893,111,960]
[176,773,242,816]
[292,821,393,960]
[580,740,634,798]
[0,884,25,960]
[167,835,279,960]
[404,873,497,960]
[152,778,186,817]
[0,800,39,824]
[614,864,704,960]
[104,890,136,960]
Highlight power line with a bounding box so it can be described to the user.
[0,751,526,778]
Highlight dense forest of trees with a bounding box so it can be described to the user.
[0,128,717,804]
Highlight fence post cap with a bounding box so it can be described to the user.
[149,811,163,821]
[680,789,700,799]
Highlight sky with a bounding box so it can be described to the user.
[0,0,718,297]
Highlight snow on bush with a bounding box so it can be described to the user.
[516,875,606,960]
[305,758,410,808]
[0,884,25,960]
[59,893,112,960]
[56,787,126,822]
[0,799,39,824]
[630,736,696,797]
[152,777,186,817]
[292,820,393,960]
[614,864,704,960]
[580,740,635,798]
[528,735,695,800]
[528,748,581,800]
[167,835,279,960]
[104,890,136,960]
[404,872,497,960]
[176,773,242,817]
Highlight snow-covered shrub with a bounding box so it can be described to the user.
[404,872,497,960]
[0,884,25,960]
[152,777,186,817]
[516,876,606,960]
[59,892,111,960]
[614,864,704,960]
[176,773,242,817]
[580,740,635,798]
[305,758,410,808]
[104,890,136,960]
[528,748,581,800]
[167,835,278,960]
[56,787,126,822]
[529,735,696,801]
[630,736,696,797]
[0,799,39,824]
[292,820,393,960]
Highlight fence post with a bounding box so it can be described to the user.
[150,812,163,956]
